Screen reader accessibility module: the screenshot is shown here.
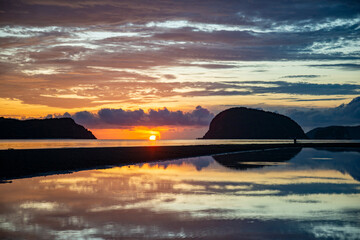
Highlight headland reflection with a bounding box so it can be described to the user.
[0,148,359,239]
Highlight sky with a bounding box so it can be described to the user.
[0,0,359,139]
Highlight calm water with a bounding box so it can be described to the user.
[1,139,360,150]
[0,148,360,239]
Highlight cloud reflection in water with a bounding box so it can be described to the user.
[0,148,359,239]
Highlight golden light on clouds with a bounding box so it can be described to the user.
[1,0,359,139]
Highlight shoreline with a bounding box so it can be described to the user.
[1,142,359,181]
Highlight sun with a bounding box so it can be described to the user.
[149,135,157,141]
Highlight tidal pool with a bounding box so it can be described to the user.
[0,148,359,239]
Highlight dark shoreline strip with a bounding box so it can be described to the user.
[1,143,359,180]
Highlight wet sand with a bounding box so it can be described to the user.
[1,142,359,180]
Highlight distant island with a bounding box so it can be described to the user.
[307,125,360,139]
[202,107,307,139]
[0,117,96,139]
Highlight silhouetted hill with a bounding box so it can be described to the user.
[202,107,307,139]
[0,117,96,139]
[307,125,360,139]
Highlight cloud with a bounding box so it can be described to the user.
[1,77,358,109]
[307,64,360,71]
[53,97,360,133]
[183,81,360,97]
[163,74,176,80]
[276,97,347,102]
[248,81,360,96]
[0,0,359,111]
[181,63,238,69]
[2,0,359,27]
[286,97,360,129]
[63,106,214,128]
[281,75,321,79]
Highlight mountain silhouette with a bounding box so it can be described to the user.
[307,125,360,139]
[0,117,96,139]
[202,107,307,139]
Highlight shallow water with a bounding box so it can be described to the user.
[1,139,359,150]
[0,148,359,239]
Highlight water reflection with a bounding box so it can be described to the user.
[0,148,359,239]
[213,147,301,170]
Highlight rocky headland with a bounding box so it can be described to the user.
[0,117,96,139]
[202,107,307,139]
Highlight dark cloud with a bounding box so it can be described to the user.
[1,0,359,63]
[0,0,359,111]
[1,0,359,27]
[1,77,358,109]
[286,97,360,129]
[281,75,321,79]
[182,63,238,69]
[248,81,360,96]
[291,98,347,102]
[163,74,176,80]
[275,97,347,102]
[64,106,214,128]
[50,96,360,132]
[183,81,360,97]
[307,64,360,71]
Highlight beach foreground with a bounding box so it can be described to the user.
[1,148,359,239]
[1,142,359,180]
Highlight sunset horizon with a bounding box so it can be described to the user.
[1,1,360,239]
[1,0,359,139]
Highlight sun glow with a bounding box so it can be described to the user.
[90,127,162,140]
[149,135,157,141]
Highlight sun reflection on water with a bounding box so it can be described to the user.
[0,148,359,239]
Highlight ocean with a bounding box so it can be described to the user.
[1,139,359,150]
